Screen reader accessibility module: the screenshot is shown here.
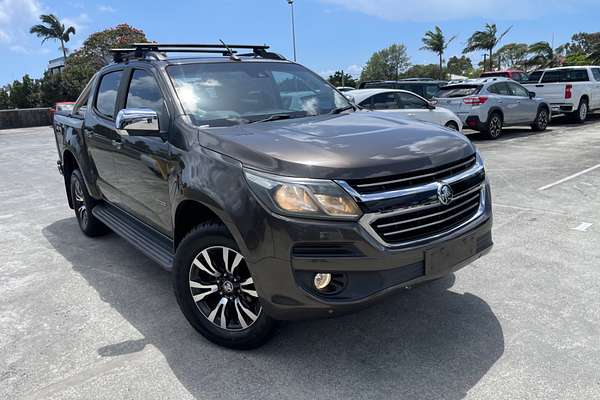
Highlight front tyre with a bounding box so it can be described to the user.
[444,121,460,131]
[531,107,549,131]
[69,169,110,237]
[173,222,276,349]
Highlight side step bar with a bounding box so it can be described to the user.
[92,203,174,270]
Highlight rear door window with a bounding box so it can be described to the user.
[371,92,398,109]
[95,70,123,119]
[528,71,544,83]
[437,85,481,98]
[488,83,511,95]
[593,68,600,81]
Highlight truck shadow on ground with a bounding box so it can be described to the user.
[43,218,504,400]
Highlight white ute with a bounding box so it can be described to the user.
[524,66,600,122]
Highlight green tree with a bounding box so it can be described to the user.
[526,41,561,69]
[420,26,456,79]
[30,14,76,60]
[8,75,39,109]
[495,43,528,69]
[400,64,441,79]
[463,23,512,71]
[327,71,357,88]
[360,44,410,81]
[58,24,149,100]
[563,53,591,66]
[446,56,474,76]
[0,88,11,109]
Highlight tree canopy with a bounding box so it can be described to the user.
[30,14,76,60]
[360,44,410,81]
[327,71,357,88]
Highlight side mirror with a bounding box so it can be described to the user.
[427,100,437,109]
[116,108,159,134]
[529,91,536,99]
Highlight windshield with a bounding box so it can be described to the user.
[167,62,351,127]
[437,85,482,98]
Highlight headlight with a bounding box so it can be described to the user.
[244,169,362,220]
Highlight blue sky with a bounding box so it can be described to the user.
[1,0,600,86]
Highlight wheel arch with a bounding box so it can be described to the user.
[173,198,232,252]
[487,107,504,122]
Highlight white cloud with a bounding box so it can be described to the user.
[0,0,42,44]
[98,5,116,13]
[62,13,90,32]
[319,0,584,21]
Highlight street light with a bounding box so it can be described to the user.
[287,0,297,61]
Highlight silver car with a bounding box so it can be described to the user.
[435,77,550,139]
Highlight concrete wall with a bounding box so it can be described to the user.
[0,108,52,130]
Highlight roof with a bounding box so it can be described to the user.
[543,65,600,70]
[346,88,427,103]
[443,77,512,86]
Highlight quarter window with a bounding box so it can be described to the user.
[592,68,600,81]
[126,70,167,122]
[95,70,123,118]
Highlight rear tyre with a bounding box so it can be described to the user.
[531,107,549,131]
[69,169,110,237]
[569,98,588,123]
[444,121,460,131]
[173,221,276,349]
[481,113,503,140]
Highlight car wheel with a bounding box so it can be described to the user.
[570,99,588,123]
[531,107,549,131]
[70,169,110,237]
[482,113,503,139]
[173,221,276,349]
[444,121,460,131]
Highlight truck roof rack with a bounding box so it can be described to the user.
[110,43,286,63]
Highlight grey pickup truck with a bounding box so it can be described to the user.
[52,43,493,349]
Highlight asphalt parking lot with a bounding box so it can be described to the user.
[1,118,599,400]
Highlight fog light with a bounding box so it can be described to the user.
[313,273,332,291]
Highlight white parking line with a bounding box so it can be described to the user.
[572,223,593,232]
[537,164,600,191]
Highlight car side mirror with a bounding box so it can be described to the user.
[529,91,536,99]
[427,101,437,110]
[116,108,159,135]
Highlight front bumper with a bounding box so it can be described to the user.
[246,183,493,321]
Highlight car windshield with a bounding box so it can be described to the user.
[167,62,352,127]
[437,85,482,98]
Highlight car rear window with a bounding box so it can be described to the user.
[437,85,482,98]
[541,69,590,83]
[363,82,397,89]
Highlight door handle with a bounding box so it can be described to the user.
[111,139,122,149]
[407,113,416,117]
[84,129,93,139]
[535,84,544,87]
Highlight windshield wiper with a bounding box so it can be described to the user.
[248,114,293,124]
[329,105,355,115]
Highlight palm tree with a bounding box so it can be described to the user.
[421,26,457,79]
[527,41,560,68]
[463,23,512,71]
[30,14,76,60]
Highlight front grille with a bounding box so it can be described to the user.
[347,154,476,195]
[370,186,482,244]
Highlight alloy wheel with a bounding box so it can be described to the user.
[73,179,88,227]
[489,116,502,138]
[188,246,261,331]
[579,102,588,121]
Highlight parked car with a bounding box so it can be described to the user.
[358,80,447,99]
[336,86,356,92]
[347,89,463,131]
[48,101,75,120]
[523,66,600,122]
[480,70,529,83]
[435,77,550,139]
[52,43,493,349]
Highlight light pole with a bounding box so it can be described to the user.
[287,0,297,61]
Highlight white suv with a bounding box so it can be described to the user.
[524,66,600,122]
